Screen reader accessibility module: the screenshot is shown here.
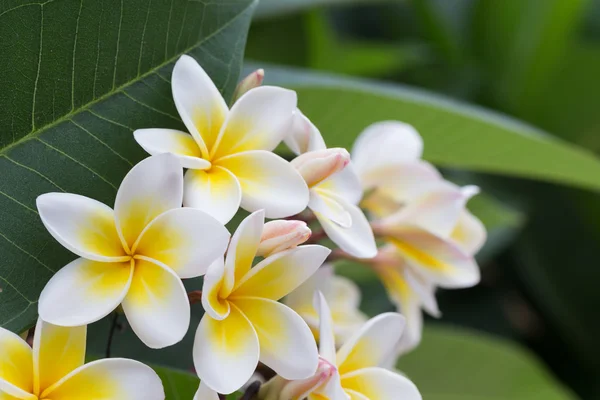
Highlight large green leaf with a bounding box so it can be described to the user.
[255,65,600,191]
[0,0,257,333]
[398,325,576,400]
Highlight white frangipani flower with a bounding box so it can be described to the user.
[0,319,164,399]
[284,265,367,345]
[283,292,422,400]
[36,154,230,349]
[134,55,309,224]
[288,112,377,259]
[193,210,330,395]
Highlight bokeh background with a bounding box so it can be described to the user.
[246,1,600,398]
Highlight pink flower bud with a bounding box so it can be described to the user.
[257,220,311,257]
[291,148,350,187]
[278,357,336,400]
[232,68,265,103]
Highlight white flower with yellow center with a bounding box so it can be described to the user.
[286,292,422,400]
[287,112,377,258]
[0,319,164,400]
[134,55,309,224]
[36,153,230,349]
[284,265,367,345]
[193,210,331,395]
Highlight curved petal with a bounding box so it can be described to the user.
[231,245,331,301]
[201,257,230,320]
[217,151,309,219]
[39,258,133,326]
[309,190,351,228]
[315,196,377,259]
[193,307,259,395]
[194,382,219,400]
[114,153,184,250]
[122,257,190,349]
[33,320,86,395]
[0,327,32,395]
[233,297,318,380]
[314,292,336,363]
[172,55,228,155]
[351,121,423,179]
[285,109,327,155]
[387,226,480,288]
[40,358,164,400]
[183,167,242,224]
[211,86,297,159]
[133,128,210,169]
[133,207,230,278]
[284,265,334,311]
[221,210,264,298]
[344,389,369,400]
[451,210,487,255]
[315,165,363,206]
[337,313,405,375]
[372,161,442,202]
[36,193,127,262]
[340,367,421,400]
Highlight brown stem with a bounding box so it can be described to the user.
[188,290,203,305]
[240,381,261,400]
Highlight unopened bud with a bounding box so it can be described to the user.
[257,220,311,257]
[232,69,265,103]
[291,148,350,187]
[258,358,336,400]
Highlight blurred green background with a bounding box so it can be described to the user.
[246,0,600,398]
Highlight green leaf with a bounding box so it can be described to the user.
[255,65,600,191]
[156,364,244,399]
[254,0,390,19]
[398,325,576,400]
[0,0,257,333]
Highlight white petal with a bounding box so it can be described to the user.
[233,297,319,380]
[314,291,336,363]
[315,164,363,206]
[451,209,487,255]
[40,358,164,400]
[284,265,334,310]
[122,257,191,349]
[114,153,183,250]
[340,367,421,400]
[201,257,230,320]
[36,193,127,262]
[217,151,309,219]
[363,161,442,202]
[315,195,377,259]
[309,190,352,228]
[133,128,210,169]
[337,313,405,374]
[285,109,327,155]
[211,86,297,159]
[193,307,260,395]
[352,121,423,177]
[183,166,242,224]
[38,258,133,326]
[133,207,230,278]
[172,55,228,154]
[194,382,219,400]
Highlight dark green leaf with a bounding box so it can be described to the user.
[0,0,257,333]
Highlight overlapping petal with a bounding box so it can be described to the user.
[217,151,309,218]
[340,367,421,400]
[133,129,210,169]
[36,193,127,262]
[231,245,330,301]
[194,382,219,400]
[201,258,230,320]
[114,153,183,250]
[38,258,133,326]
[234,297,319,380]
[285,109,326,155]
[40,359,164,400]
[314,292,336,363]
[211,86,297,159]
[172,54,228,154]
[193,306,259,395]
[121,258,190,349]
[451,210,487,255]
[33,320,86,395]
[309,190,352,228]
[0,328,33,395]
[183,167,242,224]
[134,207,230,278]
[315,165,363,206]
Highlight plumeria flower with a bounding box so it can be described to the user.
[134,55,309,224]
[287,112,377,258]
[193,210,331,395]
[0,318,164,399]
[36,154,229,349]
[285,265,367,345]
[263,292,422,400]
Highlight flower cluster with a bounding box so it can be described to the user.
[0,55,485,399]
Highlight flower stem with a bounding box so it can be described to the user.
[105,312,119,358]
[240,381,261,400]
[188,290,203,305]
